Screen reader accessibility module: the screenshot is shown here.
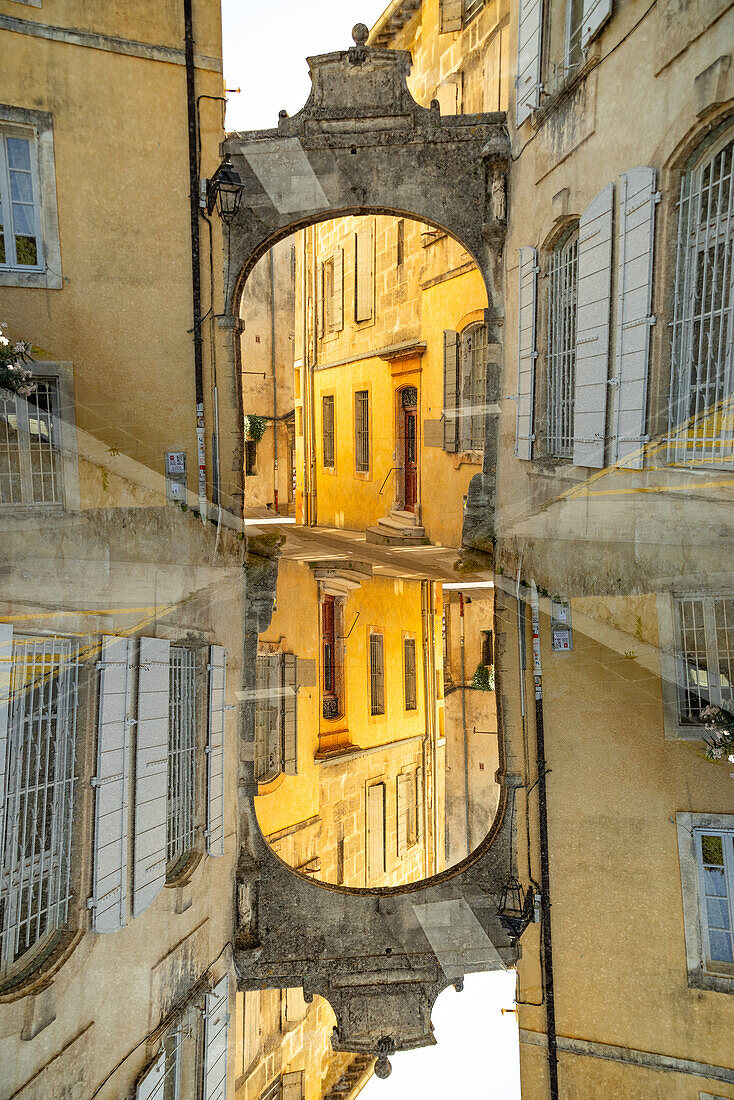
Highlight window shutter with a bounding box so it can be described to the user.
[396,774,409,859]
[203,975,230,1100]
[206,645,227,857]
[282,653,298,776]
[574,184,613,468]
[92,635,134,933]
[355,223,374,323]
[613,168,658,469]
[136,1050,165,1100]
[268,654,282,775]
[367,784,385,880]
[443,330,460,452]
[516,247,538,460]
[317,262,324,337]
[416,766,424,840]
[282,1071,305,1100]
[332,247,344,332]
[133,637,170,917]
[255,656,268,782]
[516,0,543,126]
[0,624,12,842]
[581,0,613,50]
[440,0,463,33]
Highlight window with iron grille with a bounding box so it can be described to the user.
[547,229,579,458]
[0,380,62,505]
[369,633,385,716]
[404,638,417,711]
[674,596,734,726]
[0,129,43,271]
[0,636,77,981]
[669,131,734,469]
[322,395,335,468]
[167,647,197,880]
[245,440,257,477]
[254,654,298,782]
[481,629,494,667]
[321,594,340,719]
[460,324,488,451]
[354,390,370,473]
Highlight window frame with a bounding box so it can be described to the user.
[676,812,734,994]
[354,388,370,475]
[0,127,44,272]
[321,394,335,470]
[545,226,580,460]
[403,635,418,712]
[369,631,385,717]
[459,321,488,453]
[0,107,61,290]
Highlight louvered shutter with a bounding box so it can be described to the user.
[132,637,170,917]
[396,774,409,859]
[255,656,268,782]
[282,1071,305,1100]
[355,223,374,323]
[0,624,12,841]
[268,654,282,776]
[516,247,538,459]
[581,0,613,49]
[516,0,543,126]
[416,766,424,840]
[92,635,134,932]
[206,645,226,857]
[203,975,230,1100]
[332,247,344,332]
[443,330,460,452]
[440,0,463,33]
[613,168,658,468]
[282,653,298,776]
[317,262,324,338]
[367,783,385,880]
[136,1050,165,1100]
[574,184,613,468]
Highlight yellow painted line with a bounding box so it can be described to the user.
[0,607,161,622]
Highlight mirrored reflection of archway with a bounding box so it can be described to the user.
[239,213,501,889]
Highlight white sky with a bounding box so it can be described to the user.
[220,6,523,1097]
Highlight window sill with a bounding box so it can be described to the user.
[533,45,601,127]
[0,267,62,290]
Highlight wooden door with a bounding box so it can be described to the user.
[403,402,418,511]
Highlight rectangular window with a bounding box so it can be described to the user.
[354,390,370,473]
[322,395,335,468]
[0,130,43,271]
[674,596,734,725]
[464,0,484,22]
[0,380,62,505]
[367,782,386,881]
[397,219,405,268]
[370,632,385,716]
[0,634,78,979]
[547,232,579,458]
[481,629,494,666]
[254,653,298,782]
[460,324,488,451]
[167,647,197,880]
[321,594,340,719]
[564,0,585,76]
[245,440,257,477]
[404,638,417,711]
[695,830,734,974]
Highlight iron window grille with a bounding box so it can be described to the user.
[322,395,335,468]
[167,647,197,880]
[0,636,77,980]
[547,229,579,458]
[404,638,417,711]
[674,596,734,725]
[0,380,62,506]
[694,829,734,974]
[460,324,488,451]
[669,132,734,469]
[464,0,484,22]
[354,390,370,473]
[369,633,385,716]
[0,129,43,271]
[321,594,340,718]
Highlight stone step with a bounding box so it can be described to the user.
[365,525,431,547]
[377,516,426,537]
[390,508,419,524]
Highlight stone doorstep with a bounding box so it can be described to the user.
[365,525,431,546]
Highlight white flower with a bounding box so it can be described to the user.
[711,747,723,759]
[729,754,734,764]
[0,335,8,346]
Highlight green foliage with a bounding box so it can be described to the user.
[244,414,268,442]
[471,663,495,692]
[0,322,36,396]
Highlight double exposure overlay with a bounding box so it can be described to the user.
[1,1,733,1099]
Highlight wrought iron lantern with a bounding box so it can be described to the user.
[497,875,527,940]
[206,155,244,224]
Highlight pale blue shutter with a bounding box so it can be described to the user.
[581,0,613,49]
[282,653,298,776]
[516,0,543,126]
[0,625,12,843]
[573,184,613,468]
[136,1050,165,1100]
[133,637,170,917]
[516,247,538,460]
[613,168,659,468]
[443,330,460,452]
[440,0,463,33]
[206,645,226,857]
[203,975,230,1100]
[92,635,133,933]
[333,247,344,332]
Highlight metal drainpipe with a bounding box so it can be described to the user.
[529,581,559,1100]
[459,591,471,859]
[270,247,279,514]
[183,0,207,523]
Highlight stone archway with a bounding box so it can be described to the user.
[228,26,517,1063]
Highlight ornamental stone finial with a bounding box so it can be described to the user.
[352,23,369,47]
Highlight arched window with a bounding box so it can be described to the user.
[669,129,734,468]
[546,226,579,458]
[0,633,77,983]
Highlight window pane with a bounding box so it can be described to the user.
[701,833,724,864]
[0,392,23,504]
[9,171,33,204]
[706,894,731,930]
[27,383,61,503]
[15,236,38,267]
[703,864,727,897]
[708,928,734,963]
[6,137,31,171]
[10,203,34,237]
